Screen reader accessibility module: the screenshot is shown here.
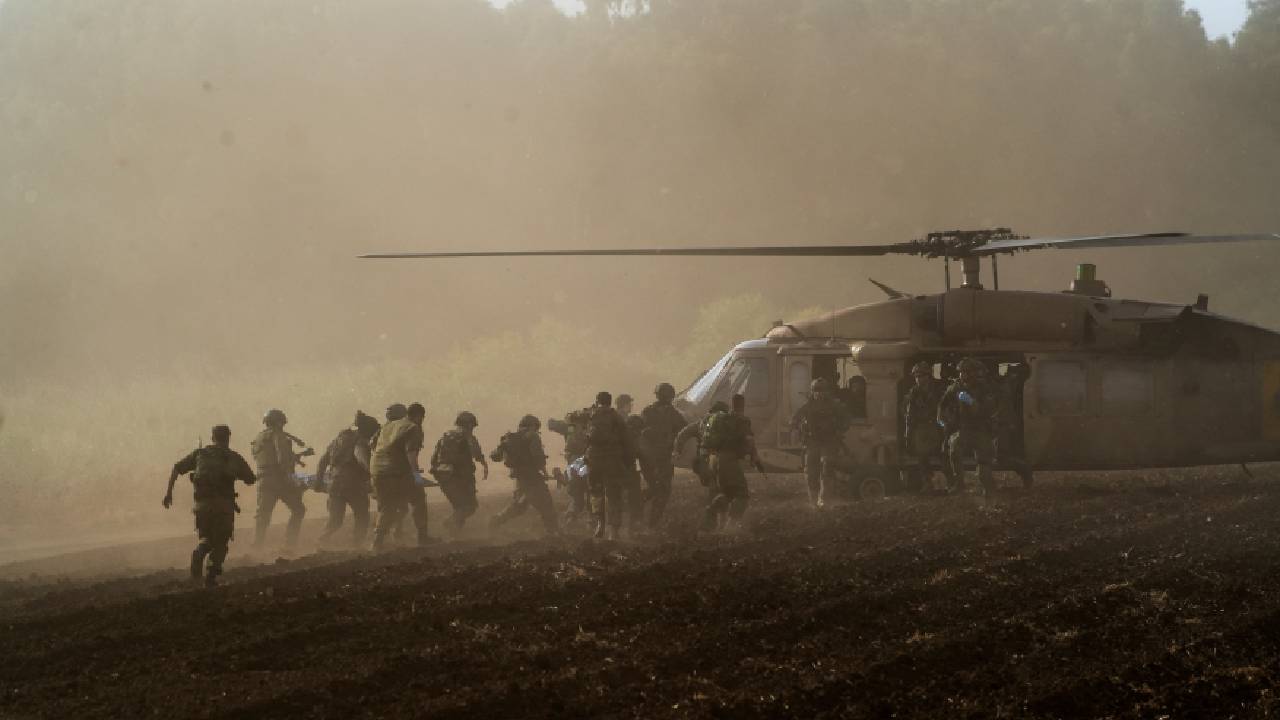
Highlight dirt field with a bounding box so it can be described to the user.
[3,468,1280,719]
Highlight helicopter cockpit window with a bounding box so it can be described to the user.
[683,351,734,406]
[1037,361,1086,415]
[1100,364,1154,416]
[714,357,771,407]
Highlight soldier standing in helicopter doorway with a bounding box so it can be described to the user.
[938,358,1001,496]
[251,409,308,550]
[791,378,852,509]
[903,361,955,493]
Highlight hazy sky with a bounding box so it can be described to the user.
[1186,0,1249,37]
[497,0,1251,40]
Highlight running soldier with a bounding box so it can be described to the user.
[674,400,730,496]
[547,407,592,524]
[584,391,635,540]
[938,357,1001,495]
[163,425,256,587]
[640,382,688,528]
[488,415,559,536]
[370,402,429,550]
[902,361,954,493]
[430,411,489,534]
[250,409,308,550]
[790,378,852,509]
[701,394,764,531]
[316,411,380,547]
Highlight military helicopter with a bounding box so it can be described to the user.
[363,229,1280,498]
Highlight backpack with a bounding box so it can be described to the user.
[803,398,845,442]
[193,446,232,483]
[497,431,533,470]
[586,407,624,454]
[702,412,736,452]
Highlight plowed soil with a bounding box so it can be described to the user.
[3,468,1280,719]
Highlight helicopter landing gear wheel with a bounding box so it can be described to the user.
[856,470,889,501]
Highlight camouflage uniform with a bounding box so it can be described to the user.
[791,380,852,508]
[702,409,760,530]
[370,416,428,549]
[585,402,635,539]
[316,416,377,546]
[250,425,306,548]
[903,364,954,492]
[548,408,592,522]
[938,360,1000,495]
[639,389,688,528]
[170,442,256,585]
[489,418,558,536]
[430,421,485,532]
[622,414,650,534]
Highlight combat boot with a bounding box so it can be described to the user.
[204,568,220,588]
[190,546,209,582]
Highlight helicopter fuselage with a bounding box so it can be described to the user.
[676,286,1280,480]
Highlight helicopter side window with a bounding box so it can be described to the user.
[714,357,772,407]
[1037,361,1086,415]
[787,361,811,412]
[1100,364,1154,416]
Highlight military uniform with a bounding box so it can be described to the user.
[316,425,374,546]
[585,404,635,539]
[996,366,1034,487]
[702,411,758,529]
[903,372,953,491]
[548,408,592,522]
[250,426,306,548]
[639,397,688,528]
[489,421,558,536]
[791,383,852,508]
[171,444,256,584]
[621,414,650,534]
[938,370,1000,494]
[370,416,428,549]
[430,427,484,532]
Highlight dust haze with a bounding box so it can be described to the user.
[1,0,1278,541]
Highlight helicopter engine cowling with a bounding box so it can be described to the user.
[941,289,1086,344]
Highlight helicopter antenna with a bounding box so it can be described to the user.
[867,278,908,299]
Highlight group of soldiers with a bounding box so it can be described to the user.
[163,383,710,586]
[902,356,1032,496]
[162,355,1028,587]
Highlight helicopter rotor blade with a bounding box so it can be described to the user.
[359,243,914,259]
[974,232,1280,255]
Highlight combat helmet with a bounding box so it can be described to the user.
[456,411,479,428]
[385,403,408,421]
[958,357,986,375]
[654,382,676,401]
[810,377,833,394]
[911,361,933,377]
[263,408,287,426]
[354,411,380,436]
[519,414,541,430]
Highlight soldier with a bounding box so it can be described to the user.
[702,394,764,531]
[250,409,307,550]
[163,425,256,587]
[838,375,868,419]
[316,411,380,547]
[548,407,592,524]
[938,357,1001,496]
[584,391,635,540]
[622,413,650,535]
[640,382,688,529]
[430,411,489,534]
[790,378,852,509]
[370,402,429,550]
[902,361,954,493]
[996,363,1035,488]
[488,415,559,536]
[617,394,636,420]
[673,400,730,495]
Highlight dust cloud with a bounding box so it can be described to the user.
[1,0,1278,540]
